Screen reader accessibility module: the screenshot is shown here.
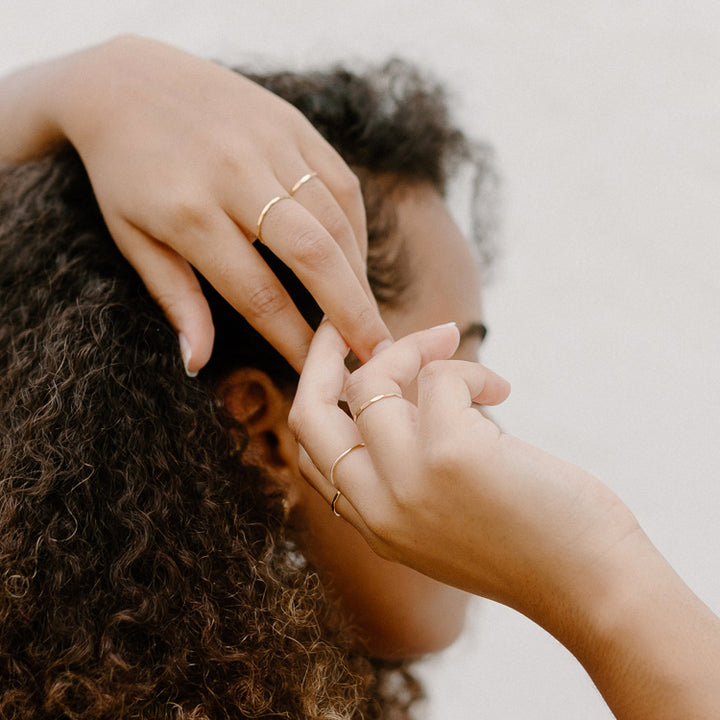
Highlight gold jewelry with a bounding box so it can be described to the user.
[330,490,342,517]
[353,392,403,422]
[329,442,365,488]
[328,442,365,517]
[290,171,318,195]
[256,195,290,243]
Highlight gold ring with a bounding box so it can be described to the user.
[256,195,290,243]
[290,171,318,195]
[329,442,365,489]
[330,490,342,518]
[353,393,403,422]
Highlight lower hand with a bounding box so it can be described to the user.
[290,320,640,625]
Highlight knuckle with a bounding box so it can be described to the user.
[366,535,396,562]
[216,147,247,177]
[423,436,459,475]
[291,229,334,269]
[343,370,370,407]
[418,360,447,383]
[365,513,402,560]
[167,195,212,238]
[322,211,353,246]
[347,303,380,337]
[333,169,362,202]
[151,290,185,323]
[390,477,421,512]
[245,284,290,320]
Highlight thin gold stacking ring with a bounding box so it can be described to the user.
[290,171,318,195]
[353,392,403,422]
[330,490,343,518]
[256,195,291,243]
[329,442,366,487]
[328,442,365,517]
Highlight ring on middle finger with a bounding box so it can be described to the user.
[256,194,291,243]
[353,392,403,422]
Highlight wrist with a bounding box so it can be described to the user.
[546,522,720,719]
[0,58,69,163]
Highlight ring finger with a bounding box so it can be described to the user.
[286,169,372,296]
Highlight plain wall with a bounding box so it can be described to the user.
[2,2,719,717]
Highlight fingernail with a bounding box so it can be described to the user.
[178,333,198,378]
[430,321,457,330]
[371,338,393,356]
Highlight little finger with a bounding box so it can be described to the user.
[110,218,214,375]
[165,208,315,372]
[417,359,510,437]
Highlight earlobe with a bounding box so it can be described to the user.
[218,367,302,509]
[219,367,286,436]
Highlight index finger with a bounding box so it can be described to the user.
[289,320,373,511]
[292,319,353,427]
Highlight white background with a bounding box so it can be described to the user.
[2,2,719,718]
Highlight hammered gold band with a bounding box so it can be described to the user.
[256,195,291,243]
[290,171,318,195]
[353,392,403,422]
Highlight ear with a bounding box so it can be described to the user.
[218,368,301,503]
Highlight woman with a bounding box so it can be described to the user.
[3,37,720,719]
[0,52,490,718]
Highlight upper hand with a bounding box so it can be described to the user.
[50,36,391,373]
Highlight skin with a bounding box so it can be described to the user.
[222,184,482,658]
[7,36,719,716]
[291,274,720,715]
[0,35,392,373]
[0,32,474,660]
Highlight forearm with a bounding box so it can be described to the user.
[0,37,144,165]
[0,57,69,164]
[542,527,720,719]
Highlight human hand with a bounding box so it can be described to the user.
[293,321,720,719]
[290,320,641,624]
[45,36,390,373]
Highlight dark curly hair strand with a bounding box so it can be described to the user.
[0,61,493,719]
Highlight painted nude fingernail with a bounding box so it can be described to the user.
[178,333,198,378]
[429,321,457,330]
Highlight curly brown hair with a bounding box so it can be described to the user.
[0,62,492,719]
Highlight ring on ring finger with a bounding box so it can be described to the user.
[328,442,365,517]
[290,171,318,195]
